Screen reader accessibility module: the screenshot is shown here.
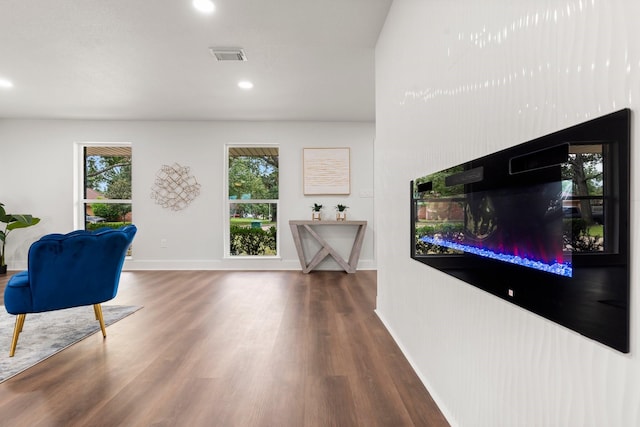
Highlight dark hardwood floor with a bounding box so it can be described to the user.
[0,270,449,427]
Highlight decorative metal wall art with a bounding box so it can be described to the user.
[151,163,201,211]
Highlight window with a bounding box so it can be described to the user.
[225,145,279,257]
[77,144,132,231]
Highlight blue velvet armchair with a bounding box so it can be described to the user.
[4,225,137,356]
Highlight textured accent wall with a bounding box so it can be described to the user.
[375,1,640,426]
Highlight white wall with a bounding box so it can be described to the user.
[0,120,375,271]
[376,0,639,426]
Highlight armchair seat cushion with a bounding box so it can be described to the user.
[4,271,31,314]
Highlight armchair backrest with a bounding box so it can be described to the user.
[26,225,137,312]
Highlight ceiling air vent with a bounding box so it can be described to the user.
[209,47,247,61]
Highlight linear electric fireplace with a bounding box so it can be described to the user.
[410,109,630,352]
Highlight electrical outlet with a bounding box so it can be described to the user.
[160,238,167,248]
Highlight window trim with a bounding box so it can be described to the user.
[74,142,132,230]
[224,143,280,258]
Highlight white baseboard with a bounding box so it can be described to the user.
[122,258,376,271]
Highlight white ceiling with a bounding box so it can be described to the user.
[0,0,391,121]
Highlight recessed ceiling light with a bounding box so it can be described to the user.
[238,81,254,90]
[193,0,215,14]
[0,78,13,89]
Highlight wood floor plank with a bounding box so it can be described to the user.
[0,270,449,426]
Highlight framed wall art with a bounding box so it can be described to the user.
[303,148,350,195]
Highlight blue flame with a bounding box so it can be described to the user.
[420,236,572,277]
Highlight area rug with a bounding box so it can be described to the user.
[0,305,142,383]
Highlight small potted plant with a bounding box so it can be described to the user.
[311,203,323,221]
[335,203,349,221]
[0,202,41,274]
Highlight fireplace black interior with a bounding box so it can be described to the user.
[410,109,630,352]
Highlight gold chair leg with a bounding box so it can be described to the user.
[18,313,25,332]
[94,304,107,338]
[10,314,26,357]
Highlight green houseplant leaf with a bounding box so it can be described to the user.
[6,214,40,231]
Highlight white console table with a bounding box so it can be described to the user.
[289,220,367,274]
